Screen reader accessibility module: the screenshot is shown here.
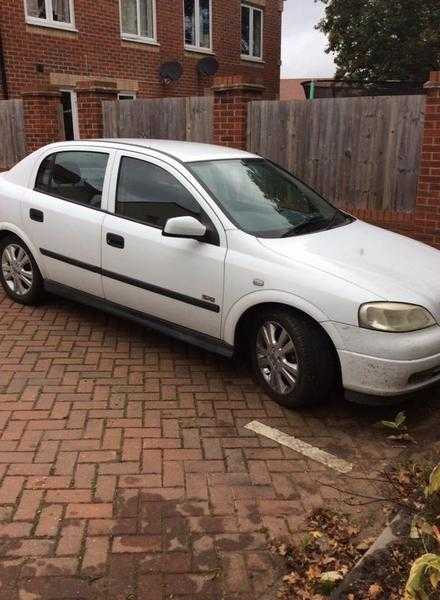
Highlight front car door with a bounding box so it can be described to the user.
[21,146,113,297]
[101,151,227,339]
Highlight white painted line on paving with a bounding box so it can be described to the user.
[244,420,353,474]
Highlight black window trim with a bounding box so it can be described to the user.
[112,153,221,246]
[33,149,111,211]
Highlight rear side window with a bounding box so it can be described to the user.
[35,151,109,208]
[115,156,202,228]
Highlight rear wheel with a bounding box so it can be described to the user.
[0,236,44,305]
[250,308,336,408]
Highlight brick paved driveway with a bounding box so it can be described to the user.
[0,291,439,600]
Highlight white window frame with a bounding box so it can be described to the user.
[184,0,213,54]
[241,3,264,62]
[120,0,157,45]
[60,89,80,141]
[118,91,137,100]
[24,0,76,31]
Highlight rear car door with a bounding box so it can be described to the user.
[101,151,227,339]
[21,146,113,297]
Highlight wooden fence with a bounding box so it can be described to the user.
[247,95,425,212]
[102,96,214,143]
[0,99,26,171]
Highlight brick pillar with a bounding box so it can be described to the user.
[212,75,264,150]
[415,71,440,249]
[76,80,118,139]
[22,91,64,153]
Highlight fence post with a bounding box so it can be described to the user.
[212,75,264,150]
[76,80,118,140]
[415,71,440,248]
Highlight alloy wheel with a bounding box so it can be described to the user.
[1,244,34,297]
[256,321,299,395]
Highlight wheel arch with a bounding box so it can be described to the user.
[226,293,343,383]
[0,225,47,278]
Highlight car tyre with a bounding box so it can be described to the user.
[250,308,336,408]
[0,235,44,305]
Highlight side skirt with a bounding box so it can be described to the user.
[44,281,234,359]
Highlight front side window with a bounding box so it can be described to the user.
[184,0,212,51]
[25,0,74,28]
[121,0,156,41]
[116,157,202,229]
[190,159,348,238]
[35,151,109,208]
[241,4,263,59]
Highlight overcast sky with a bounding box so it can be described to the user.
[281,0,336,79]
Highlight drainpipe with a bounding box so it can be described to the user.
[0,28,9,99]
[309,79,316,100]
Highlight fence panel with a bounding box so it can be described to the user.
[103,96,214,143]
[0,99,26,171]
[247,95,425,212]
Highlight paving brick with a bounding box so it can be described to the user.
[56,521,85,556]
[35,505,63,537]
[22,556,78,577]
[46,489,92,504]
[0,476,25,503]
[14,489,44,521]
[112,535,162,553]
[142,450,162,473]
[82,536,109,574]
[163,461,184,487]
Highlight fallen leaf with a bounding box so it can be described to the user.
[368,583,383,598]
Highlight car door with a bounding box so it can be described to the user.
[21,146,113,297]
[101,151,227,339]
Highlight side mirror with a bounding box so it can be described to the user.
[162,216,207,241]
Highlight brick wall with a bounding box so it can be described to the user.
[0,1,282,102]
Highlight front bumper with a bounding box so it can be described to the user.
[324,323,440,397]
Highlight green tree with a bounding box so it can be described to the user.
[317,0,440,82]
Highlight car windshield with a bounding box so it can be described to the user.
[189,158,349,238]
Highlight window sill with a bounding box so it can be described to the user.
[241,55,264,63]
[25,17,77,32]
[121,35,160,47]
[185,46,214,56]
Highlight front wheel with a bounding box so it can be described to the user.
[250,309,336,408]
[0,236,44,305]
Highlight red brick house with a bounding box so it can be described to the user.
[0,0,283,148]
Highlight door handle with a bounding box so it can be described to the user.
[30,208,44,223]
[106,233,125,249]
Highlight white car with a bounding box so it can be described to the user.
[1,139,440,407]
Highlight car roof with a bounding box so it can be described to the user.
[96,139,259,163]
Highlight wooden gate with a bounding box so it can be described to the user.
[102,96,214,143]
[247,95,425,212]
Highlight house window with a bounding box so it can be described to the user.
[25,0,75,30]
[118,92,137,100]
[241,4,263,60]
[60,90,79,141]
[120,0,156,42]
[184,0,212,51]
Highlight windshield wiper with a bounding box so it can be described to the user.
[282,214,329,237]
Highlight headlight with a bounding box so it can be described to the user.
[359,302,436,332]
